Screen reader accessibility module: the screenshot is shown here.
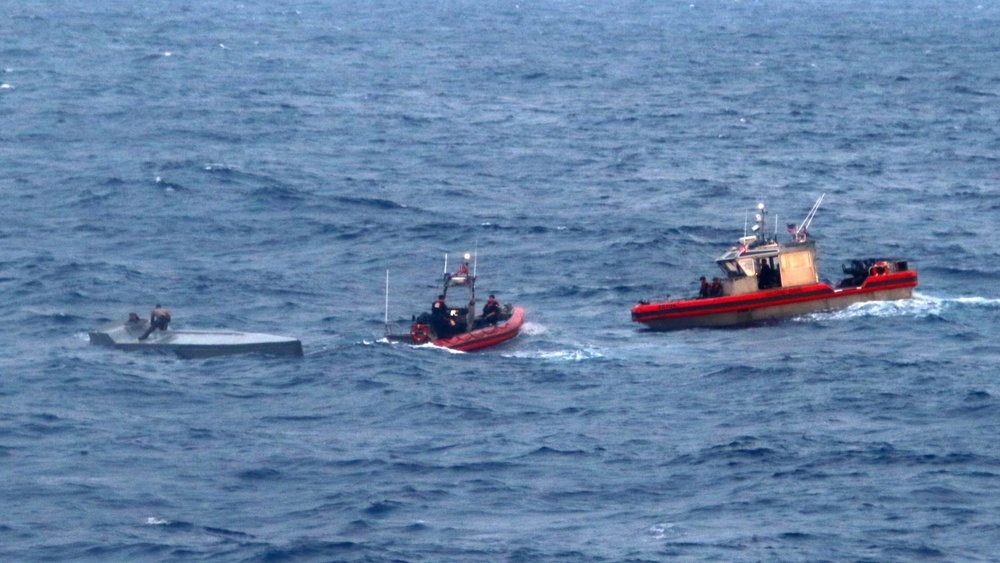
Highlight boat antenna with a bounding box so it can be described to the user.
[443,253,448,277]
[744,208,749,237]
[796,193,825,240]
[473,240,478,278]
[383,269,390,334]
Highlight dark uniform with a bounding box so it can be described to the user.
[431,295,450,337]
[698,276,710,298]
[482,295,501,325]
[709,278,722,297]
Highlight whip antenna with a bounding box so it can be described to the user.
[384,270,390,327]
[797,193,826,238]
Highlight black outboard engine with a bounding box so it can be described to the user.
[839,258,895,288]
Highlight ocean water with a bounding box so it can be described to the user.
[3,1,1000,561]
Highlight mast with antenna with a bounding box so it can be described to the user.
[794,193,825,241]
[383,270,390,335]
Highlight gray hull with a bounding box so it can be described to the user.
[89,320,303,358]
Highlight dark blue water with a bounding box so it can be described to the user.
[4,1,1000,561]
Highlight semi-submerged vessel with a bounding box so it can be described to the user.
[89,315,303,358]
[384,253,524,352]
[631,195,918,331]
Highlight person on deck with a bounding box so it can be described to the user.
[454,261,469,276]
[698,276,710,298]
[482,294,501,325]
[431,294,451,337]
[138,304,171,341]
[758,260,773,289]
[709,277,723,297]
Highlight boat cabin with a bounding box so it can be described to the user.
[430,271,477,337]
[712,203,820,297]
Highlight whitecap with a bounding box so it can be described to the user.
[145,517,169,525]
[519,321,547,336]
[504,347,604,362]
[953,295,1000,307]
[648,522,676,540]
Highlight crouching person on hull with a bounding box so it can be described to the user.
[138,304,171,341]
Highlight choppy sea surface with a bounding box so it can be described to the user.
[3,1,1000,561]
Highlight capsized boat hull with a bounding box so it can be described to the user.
[432,305,524,351]
[632,271,917,331]
[89,320,303,358]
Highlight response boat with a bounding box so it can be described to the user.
[90,314,303,358]
[384,253,524,352]
[631,195,918,330]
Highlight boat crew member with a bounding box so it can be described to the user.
[138,304,171,341]
[433,295,447,313]
[455,261,469,276]
[698,276,710,298]
[431,294,450,337]
[758,260,773,289]
[482,294,501,325]
[709,277,723,297]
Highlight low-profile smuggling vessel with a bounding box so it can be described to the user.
[631,195,918,331]
[384,253,524,352]
[90,315,303,358]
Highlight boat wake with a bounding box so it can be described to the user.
[799,291,998,322]
[519,321,547,336]
[372,337,466,354]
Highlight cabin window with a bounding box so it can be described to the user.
[719,260,742,278]
[738,258,757,277]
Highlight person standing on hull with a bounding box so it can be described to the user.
[138,304,171,340]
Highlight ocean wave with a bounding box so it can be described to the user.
[331,194,409,210]
[248,185,306,203]
[502,347,605,362]
[203,163,282,185]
